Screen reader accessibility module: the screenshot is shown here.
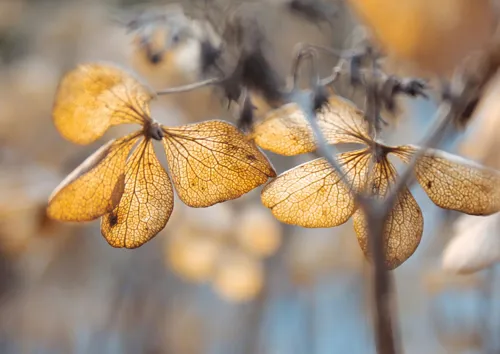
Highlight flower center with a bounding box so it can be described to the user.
[146,121,164,141]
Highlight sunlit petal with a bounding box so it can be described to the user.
[261,148,371,227]
[353,158,424,269]
[47,132,140,221]
[394,145,500,215]
[101,138,174,248]
[53,63,154,145]
[253,95,370,156]
[163,120,276,207]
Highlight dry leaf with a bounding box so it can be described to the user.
[261,148,370,228]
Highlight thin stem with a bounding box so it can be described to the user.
[290,90,365,204]
[361,50,399,354]
[293,90,398,354]
[383,100,453,214]
[297,42,364,59]
[290,46,319,89]
[319,60,346,87]
[383,57,487,214]
[364,205,399,354]
[351,47,400,354]
[156,77,222,95]
[288,39,477,354]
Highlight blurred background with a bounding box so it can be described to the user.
[0,0,499,353]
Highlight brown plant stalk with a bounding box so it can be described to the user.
[152,39,491,354]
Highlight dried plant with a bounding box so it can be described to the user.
[47,63,275,248]
[253,94,500,269]
[40,1,500,353]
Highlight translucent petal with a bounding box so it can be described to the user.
[101,139,174,248]
[162,120,276,208]
[47,132,140,221]
[252,95,370,156]
[261,148,371,227]
[353,158,424,269]
[53,63,154,145]
[394,145,500,215]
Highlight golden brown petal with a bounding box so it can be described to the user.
[53,63,154,145]
[47,132,140,222]
[353,158,424,269]
[162,120,276,208]
[252,95,370,156]
[101,138,174,248]
[261,148,371,227]
[394,145,500,215]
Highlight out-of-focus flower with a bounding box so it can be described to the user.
[127,6,225,123]
[213,250,264,302]
[127,5,220,85]
[167,230,221,283]
[164,202,282,302]
[235,205,282,258]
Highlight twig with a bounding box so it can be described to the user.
[367,62,482,353]
[290,45,320,89]
[294,87,399,353]
[296,42,364,59]
[360,49,400,354]
[290,49,400,354]
[363,207,399,354]
[319,59,346,87]
[156,77,222,95]
[382,100,453,215]
[382,48,494,212]
[289,89,366,204]
[290,87,400,354]
[290,41,448,354]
